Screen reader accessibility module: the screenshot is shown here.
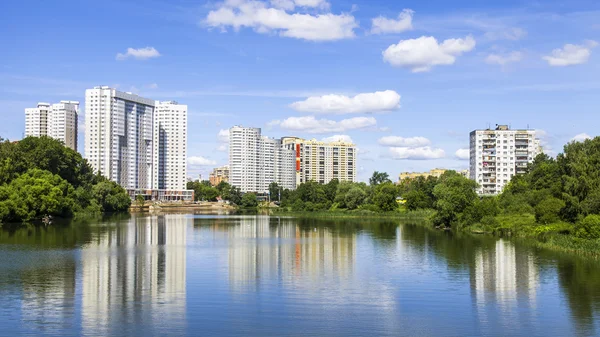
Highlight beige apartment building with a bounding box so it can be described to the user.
[282,137,357,185]
[209,165,230,186]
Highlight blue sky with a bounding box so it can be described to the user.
[1,0,599,182]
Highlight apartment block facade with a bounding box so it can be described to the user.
[229,126,296,193]
[209,166,229,186]
[25,101,79,150]
[282,137,357,186]
[470,125,542,195]
[152,101,187,191]
[85,86,155,190]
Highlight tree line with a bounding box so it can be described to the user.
[0,137,131,224]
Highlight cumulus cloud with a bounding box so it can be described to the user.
[321,135,353,143]
[543,41,598,66]
[486,51,523,66]
[455,148,470,160]
[382,35,476,72]
[271,0,329,10]
[572,133,592,142]
[290,90,400,114]
[378,136,430,147]
[371,9,413,34]
[272,116,377,133]
[388,147,445,160]
[205,0,357,41]
[188,156,217,166]
[218,129,230,142]
[116,47,161,61]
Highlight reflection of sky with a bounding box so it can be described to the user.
[2,215,600,336]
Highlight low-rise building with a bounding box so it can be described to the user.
[399,169,447,182]
[209,166,230,186]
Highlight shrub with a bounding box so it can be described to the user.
[534,197,565,224]
[575,215,600,239]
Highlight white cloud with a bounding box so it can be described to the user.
[484,27,527,41]
[147,83,159,89]
[543,41,598,66]
[388,147,445,160]
[290,90,400,114]
[382,35,476,72]
[455,148,470,160]
[321,135,353,143]
[572,133,592,142]
[116,47,161,61]
[486,51,523,66]
[205,0,357,41]
[218,129,230,143]
[378,136,430,147]
[188,156,217,166]
[271,0,329,10]
[273,116,377,133]
[217,144,228,152]
[371,9,414,34]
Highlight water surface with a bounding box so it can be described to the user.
[1,214,599,336]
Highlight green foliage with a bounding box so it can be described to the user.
[432,171,479,227]
[345,187,366,210]
[401,176,438,210]
[269,182,281,201]
[135,195,145,208]
[372,182,398,212]
[187,180,219,201]
[535,197,565,224]
[369,171,391,186]
[92,181,131,213]
[0,169,76,222]
[575,215,600,239]
[228,186,243,205]
[241,193,258,208]
[0,137,131,223]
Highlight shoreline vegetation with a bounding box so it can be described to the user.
[0,136,131,225]
[3,135,600,258]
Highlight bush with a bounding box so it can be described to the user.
[241,193,258,208]
[534,197,565,224]
[575,215,600,239]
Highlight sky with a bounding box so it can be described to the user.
[1,0,599,182]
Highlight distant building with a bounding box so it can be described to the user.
[281,137,357,185]
[399,168,447,182]
[458,169,470,178]
[152,101,187,191]
[470,125,542,195]
[209,166,229,186]
[85,86,155,189]
[229,126,296,193]
[25,101,79,150]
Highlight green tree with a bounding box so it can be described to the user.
[345,187,367,210]
[92,180,131,213]
[535,196,566,224]
[269,182,281,202]
[324,179,339,201]
[432,172,479,227]
[228,186,243,205]
[241,193,258,208]
[372,182,398,212]
[0,169,76,223]
[135,195,145,209]
[370,171,391,186]
[575,215,600,239]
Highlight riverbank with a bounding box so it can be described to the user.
[272,208,600,258]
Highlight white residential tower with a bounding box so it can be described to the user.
[152,101,188,190]
[470,125,542,195]
[25,101,79,150]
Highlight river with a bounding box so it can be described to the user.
[0,213,599,336]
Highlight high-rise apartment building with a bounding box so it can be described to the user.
[25,101,79,150]
[470,125,542,195]
[282,137,357,185]
[152,101,187,191]
[85,86,154,190]
[229,126,295,193]
[209,166,229,186]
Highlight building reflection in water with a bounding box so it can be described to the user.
[228,216,355,291]
[472,239,539,324]
[81,214,188,336]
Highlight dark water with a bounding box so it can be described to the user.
[1,214,600,337]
